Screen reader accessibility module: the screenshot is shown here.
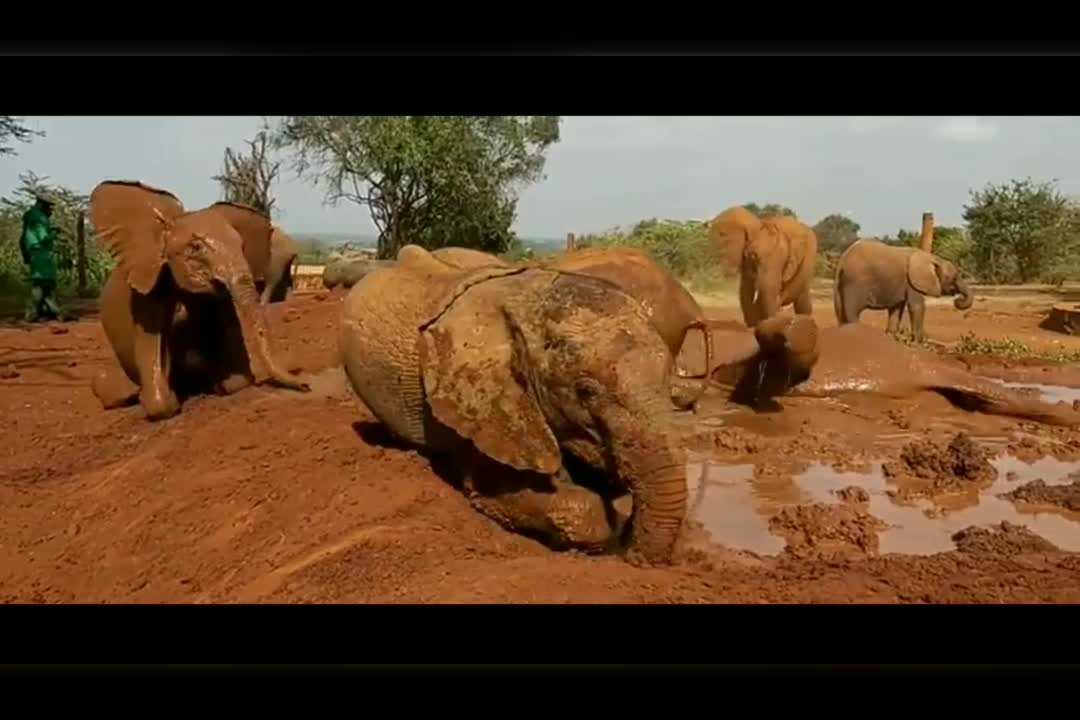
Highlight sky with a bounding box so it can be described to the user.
[3,116,1080,239]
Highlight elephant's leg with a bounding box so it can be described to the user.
[886,304,903,334]
[739,271,760,327]
[840,284,863,325]
[130,295,180,421]
[91,366,139,409]
[793,286,813,316]
[933,366,1080,427]
[907,292,927,343]
[464,457,617,553]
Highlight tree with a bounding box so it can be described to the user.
[812,214,861,251]
[0,171,113,292]
[742,202,797,219]
[0,116,43,157]
[270,116,561,259]
[962,177,1072,284]
[213,127,281,216]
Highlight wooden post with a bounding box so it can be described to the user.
[566,232,576,252]
[919,212,934,253]
[76,213,87,295]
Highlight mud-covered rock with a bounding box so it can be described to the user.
[1000,479,1080,511]
[951,521,1059,556]
[882,432,996,499]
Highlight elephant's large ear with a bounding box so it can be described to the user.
[908,250,943,296]
[418,268,561,475]
[208,202,273,281]
[89,180,185,294]
[709,207,759,274]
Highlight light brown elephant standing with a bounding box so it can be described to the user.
[261,226,299,303]
[89,180,309,421]
[709,207,818,327]
[340,244,689,565]
[834,239,974,343]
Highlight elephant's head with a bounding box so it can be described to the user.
[708,206,763,273]
[417,267,687,565]
[89,180,308,392]
[907,251,974,310]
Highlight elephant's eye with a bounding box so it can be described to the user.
[575,377,604,402]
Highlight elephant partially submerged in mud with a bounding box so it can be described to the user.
[834,239,974,342]
[712,322,1080,426]
[89,180,309,421]
[340,244,695,564]
[708,207,818,327]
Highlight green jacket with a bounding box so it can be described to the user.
[20,206,58,282]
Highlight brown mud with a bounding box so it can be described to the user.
[3,293,1080,603]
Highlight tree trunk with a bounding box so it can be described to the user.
[76,213,87,295]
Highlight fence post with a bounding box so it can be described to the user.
[566,232,576,252]
[76,212,87,295]
[919,212,934,253]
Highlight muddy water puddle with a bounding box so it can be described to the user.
[982,377,1080,405]
[686,451,1080,557]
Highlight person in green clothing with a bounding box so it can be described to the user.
[20,193,67,322]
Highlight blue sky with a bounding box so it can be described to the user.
[3,116,1079,238]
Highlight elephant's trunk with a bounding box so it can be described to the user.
[953,278,974,310]
[226,272,309,392]
[604,397,687,565]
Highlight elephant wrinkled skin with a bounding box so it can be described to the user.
[340,244,689,565]
[89,180,309,421]
[709,207,818,327]
[834,239,974,342]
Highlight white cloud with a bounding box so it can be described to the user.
[933,116,998,143]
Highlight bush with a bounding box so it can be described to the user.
[576,218,727,289]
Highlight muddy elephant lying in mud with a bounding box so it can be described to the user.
[89,180,309,421]
[834,239,974,342]
[713,322,1080,426]
[340,244,698,564]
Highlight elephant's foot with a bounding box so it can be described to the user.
[467,478,618,554]
[91,367,139,410]
[139,384,181,421]
[215,372,253,396]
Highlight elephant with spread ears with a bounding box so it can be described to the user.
[340,244,690,565]
[834,239,974,343]
[708,207,819,328]
[89,180,309,421]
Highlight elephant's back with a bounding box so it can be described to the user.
[545,247,702,355]
[339,265,432,447]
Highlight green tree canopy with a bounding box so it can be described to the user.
[0,116,43,157]
[270,116,561,259]
[812,213,861,251]
[962,177,1073,284]
[742,202,797,219]
[213,127,280,217]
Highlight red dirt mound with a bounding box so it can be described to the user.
[883,432,997,499]
[1000,479,1080,512]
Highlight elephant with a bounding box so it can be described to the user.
[340,243,692,565]
[88,180,309,421]
[430,246,510,270]
[834,239,974,343]
[260,226,298,303]
[710,322,1080,427]
[709,207,818,327]
[322,257,394,290]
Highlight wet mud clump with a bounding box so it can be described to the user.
[1000,479,1080,511]
[883,432,996,499]
[834,485,870,505]
[951,521,1059,556]
[768,503,886,561]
